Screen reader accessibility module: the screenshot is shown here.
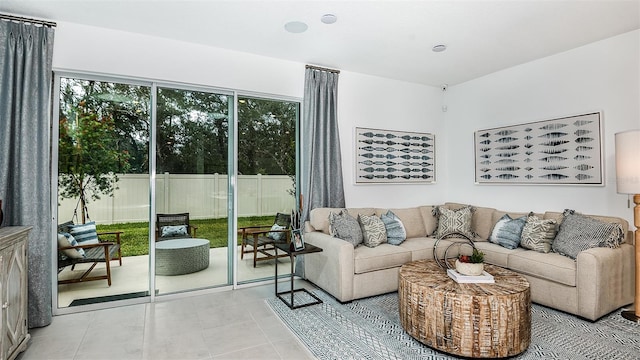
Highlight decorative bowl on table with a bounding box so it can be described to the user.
[455,259,484,276]
[455,249,485,276]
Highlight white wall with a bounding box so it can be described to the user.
[338,72,446,207]
[446,30,640,224]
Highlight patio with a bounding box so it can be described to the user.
[57,246,291,307]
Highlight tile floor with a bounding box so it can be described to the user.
[19,282,316,360]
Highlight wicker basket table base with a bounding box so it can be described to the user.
[399,260,531,358]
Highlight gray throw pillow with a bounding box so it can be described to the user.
[380,210,406,245]
[329,210,363,247]
[358,214,387,248]
[520,214,556,253]
[552,209,624,259]
[432,206,475,239]
[489,214,527,249]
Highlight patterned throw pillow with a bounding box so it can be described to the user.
[57,233,85,259]
[489,214,527,249]
[358,214,387,248]
[380,210,406,245]
[68,221,100,245]
[267,224,286,241]
[432,206,474,239]
[161,225,189,238]
[329,210,363,247]
[552,209,624,259]
[520,214,557,253]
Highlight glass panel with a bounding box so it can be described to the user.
[57,77,151,307]
[155,87,231,294]
[237,96,299,283]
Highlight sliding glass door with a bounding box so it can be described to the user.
[236,96,299,283]
[56,76,151,307]
[154,86,232,294]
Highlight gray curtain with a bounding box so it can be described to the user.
[301,68,345,222]
[0,20,55,328]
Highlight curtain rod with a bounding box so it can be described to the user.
[306,65,340,74]
[0,13,57,28]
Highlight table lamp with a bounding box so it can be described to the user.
[615,129,640,322]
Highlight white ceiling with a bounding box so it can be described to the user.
[1,1,639,86]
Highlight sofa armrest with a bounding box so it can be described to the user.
[304,231,355,302]
[576,243,635,320]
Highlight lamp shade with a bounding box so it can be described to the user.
[615,129,640,194]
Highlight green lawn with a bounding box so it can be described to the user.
[97,216,274,257]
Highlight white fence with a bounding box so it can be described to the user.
[58,173,296,225]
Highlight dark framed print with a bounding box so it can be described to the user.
[474,112,603,185]
[292,229,305,251]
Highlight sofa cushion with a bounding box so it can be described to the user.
[399,237,437,261]
[354,243,412,274]
[432,205,475,239]
[383,207,426,238]
[474,242,525,268]
[520,214,557,253]
[418,206,438,235]
[358,214,387,247]
[328,210,363,247]
[380,210,407,245]
[489,214,527,249]
[552,209,625,259]
[509,250,576,287]
[444,203,496,241]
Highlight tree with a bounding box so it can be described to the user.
[58,101,131,223]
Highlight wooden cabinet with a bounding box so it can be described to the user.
[0,227,30,360]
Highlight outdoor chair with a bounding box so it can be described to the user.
[57,221,123,287]
[156,212,198,241]
[239,212,291,267]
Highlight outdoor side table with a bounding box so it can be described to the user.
[274,242,323,309]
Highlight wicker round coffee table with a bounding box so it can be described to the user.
[155,238,210,276]
[399,259,531,358]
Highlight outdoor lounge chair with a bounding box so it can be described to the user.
[57,222,122,286]
[239,212,291,267]
[156,212,198,241]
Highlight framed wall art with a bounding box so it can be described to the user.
[355,127,435,184]
[474,112,603,185]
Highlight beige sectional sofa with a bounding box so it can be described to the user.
[303,202,635,321]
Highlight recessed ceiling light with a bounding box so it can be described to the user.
[285,21,308,33]
[321,14,337,24]
[432,44,447,52]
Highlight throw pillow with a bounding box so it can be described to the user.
[489,214,527,249]
[358,214,387,248]
[57,233,85,259]
[552,209,624,259]
[328,210,363,247]
[520,213,557,253]
[161,225,189,238]
[380,210,406,245]
[432,206,475,239]
[267,224,286,241]
[68,221,100,245]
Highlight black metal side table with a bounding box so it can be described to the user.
[274,242,323,309]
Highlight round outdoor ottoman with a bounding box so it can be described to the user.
[155,238,210,276]
[398,259,531,358]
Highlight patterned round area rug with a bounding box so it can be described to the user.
[266,289,640,360]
